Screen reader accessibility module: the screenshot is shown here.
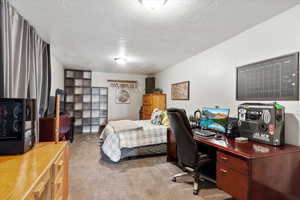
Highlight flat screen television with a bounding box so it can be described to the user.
[47,96,56,116]
[55,89,65,114]
[46,89,65,117]
[199,107,230,133]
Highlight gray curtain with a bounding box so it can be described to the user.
[0,1,4,97]
[0,0,51,141]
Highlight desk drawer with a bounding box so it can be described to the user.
[217,163,248,200]
[217,151,248,175]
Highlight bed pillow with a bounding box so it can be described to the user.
[151,108,162,125]
[161,110,169,126]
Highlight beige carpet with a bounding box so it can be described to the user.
[69,134,232,200]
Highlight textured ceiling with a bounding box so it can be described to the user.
[8,0,300,75]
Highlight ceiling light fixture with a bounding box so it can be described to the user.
[139,0,168,10]
[114,57,127,65]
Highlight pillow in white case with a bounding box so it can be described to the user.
[151,108,162,125]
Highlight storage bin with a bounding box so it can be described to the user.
[66,95,74,103]
[74,111,82,119]
[66,70,74,78]
[74,119,82,126]
[74,87,83,94]
[74,103,82,110]
[83,71,91,79]
[83,126,91,134]
[83,95,91,103]
[74,79,83,86]
[83,88,91,94]
[74,71,83,79]
[91,126,99,133]
[83,110,91,118]
[83,118,91,126]
[83,103,91,110]
[92,110,100,118]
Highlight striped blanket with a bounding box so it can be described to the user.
[108,120,143,132]
[100,120,168,162]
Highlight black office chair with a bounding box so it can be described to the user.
[167,108,212,195]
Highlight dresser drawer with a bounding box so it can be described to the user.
[142,113,152,120]
[53,152,64,178]
[52,151,65,200]
[143,95,152,106]
[25,169,51,200]
[143,106,152,115]
[55,194,63,200]
[217,163,249,200]
[217,151,248,175]
[53,175,64,200]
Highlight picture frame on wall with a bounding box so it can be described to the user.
[115,88,131,104]
[171,81,190,100]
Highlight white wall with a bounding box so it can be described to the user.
[49,49,145,120]
[156,5,300,145]
[92,72,146,120]
[50,47,64,96]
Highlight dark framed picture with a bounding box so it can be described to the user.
[171,81,190,100]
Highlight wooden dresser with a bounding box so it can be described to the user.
[142,93,166,120]
[0,142,69,200]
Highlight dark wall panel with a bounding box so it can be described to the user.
[236,52,299,101]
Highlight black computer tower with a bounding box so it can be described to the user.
[0,98,36,155]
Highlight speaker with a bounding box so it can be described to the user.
[238,103,285,146]
[225,117,239,139]
[145,77,155,94]
[0,98,36,155]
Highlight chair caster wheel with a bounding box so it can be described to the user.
[193,190,198,195]
[172,177,176,182]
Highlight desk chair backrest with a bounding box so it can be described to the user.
[167,108,197,168]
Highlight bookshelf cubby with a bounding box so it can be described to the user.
[64,69,108,134]
[91,87,108,133]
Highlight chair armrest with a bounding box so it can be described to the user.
[196,152,211,167]
[197,152,209,159]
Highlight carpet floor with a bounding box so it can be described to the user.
[69,134,232,200]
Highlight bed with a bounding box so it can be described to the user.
[99,120,168,162]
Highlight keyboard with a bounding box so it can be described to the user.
[192,129,216,138]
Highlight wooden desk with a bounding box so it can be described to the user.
[167,131,300,200]
[167,128,177,162]
[0,142,69,200]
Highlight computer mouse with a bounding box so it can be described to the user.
[214,134,223,140]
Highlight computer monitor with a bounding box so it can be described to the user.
[199,107,230,133]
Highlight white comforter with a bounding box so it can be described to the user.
[100,120,168,162]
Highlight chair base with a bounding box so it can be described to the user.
[193,180,199,195]
[171,172,188,182]
[171,169,216,195]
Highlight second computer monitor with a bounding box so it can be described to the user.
[200,107,230,133]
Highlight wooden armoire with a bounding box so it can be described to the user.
[142,93,166,120]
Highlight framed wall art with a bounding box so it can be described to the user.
[115,88,130,104]
[171,81,190,100]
